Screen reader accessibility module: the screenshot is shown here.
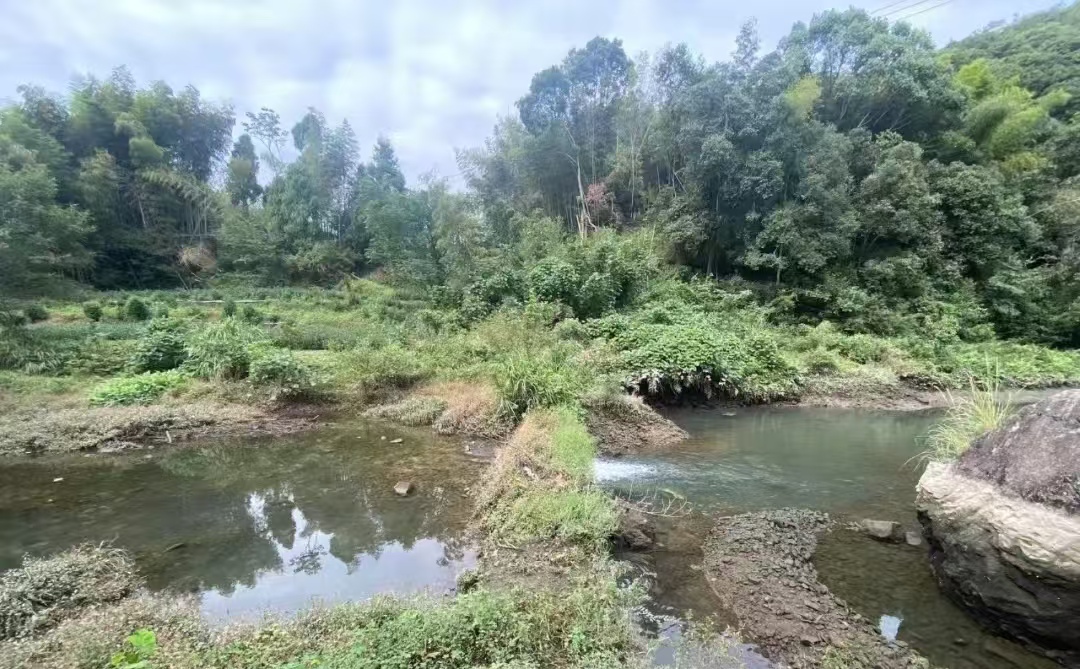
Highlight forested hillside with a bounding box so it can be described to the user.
[3,4,1080,347]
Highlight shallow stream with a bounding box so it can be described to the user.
[601,406,1058,669]
[0,422,484,620]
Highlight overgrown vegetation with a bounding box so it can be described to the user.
[2,3,1080,666]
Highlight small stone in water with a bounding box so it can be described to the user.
[52,477,63,483]
[394,481,414,496]
[389,438,404,444]
[904,531,923,546]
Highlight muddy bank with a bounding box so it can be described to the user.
[0,402,322,456]
[702,509,928,668]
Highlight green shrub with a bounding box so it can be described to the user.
[494,350,587,418]
[89,371,188,407]
[553,319,588,342]
[129,320,187,373]
[68,338,137,376]
[801,348,846,375]
[576,272,618,318]
[23,304,48,323]
[222,299,237,318]
[123,297,151,322]
[611,310,799,401]
[249,347,318,399]
[528,257,579,307]
[183,319,266,380]
[110,628,157,669]
[241,304,262,324]
[82,303,103,322]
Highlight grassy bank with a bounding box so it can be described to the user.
[3,278,1080,454]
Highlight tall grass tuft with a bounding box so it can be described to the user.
[925,376,1014,461]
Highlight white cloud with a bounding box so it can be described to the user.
[0,0,1062,184]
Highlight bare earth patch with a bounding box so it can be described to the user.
[585,394,688,455]
[0,401,321,456]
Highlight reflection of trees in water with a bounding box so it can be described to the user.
[150,430,479,593]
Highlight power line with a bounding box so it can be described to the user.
[870,0,921,14]
[892,0,954,21]
[879,0,944,19]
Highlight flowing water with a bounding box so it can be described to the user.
[601,406,1057,669]
[0,422,484,620]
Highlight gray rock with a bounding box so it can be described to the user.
[904,531,922,547]
[393,481,414,496]
[917,391,1080,667]
[857,519,904,542]
[956,389,1080,513]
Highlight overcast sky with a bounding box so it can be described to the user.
[0,0,1063,183]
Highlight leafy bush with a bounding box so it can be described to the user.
[183,319,266,380]
[89,371,188,407]
[553,318,588,341]
[129,320,187,373]
[249,347,318,399]
[577,272,618,318]
[241,304,262,324]
[82,303,103,322]
[110,628,157,669]
[68,338,137,376]
[528,257,579,307]
[23,304,48,323]
[494,350,588,418]
[123,297,151,321]
[607,307,800,401]
[222,299,237,318]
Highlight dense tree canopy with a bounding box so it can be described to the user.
[3,3,1080,346]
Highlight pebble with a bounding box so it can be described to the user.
[389,438,404,444]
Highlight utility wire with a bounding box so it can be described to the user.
[879,0,945,19]
[891,0,954,21]
[870,0,921,14]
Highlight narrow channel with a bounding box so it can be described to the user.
[601,405,1058,669]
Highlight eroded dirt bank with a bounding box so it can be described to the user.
[702,509,929,668]
[0,402,323,456]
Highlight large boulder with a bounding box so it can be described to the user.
[916,390,1080,666]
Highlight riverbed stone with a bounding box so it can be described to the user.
[904,531,922,547]
[916,390,1080,665]
[393,481,414,496]
[857,519,904,542]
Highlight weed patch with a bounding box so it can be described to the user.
[89,371,188,407]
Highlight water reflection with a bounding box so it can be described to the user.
[0,422,482,618]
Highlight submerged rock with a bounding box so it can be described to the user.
[917,390,1080,666]
[857,519,904,542]
[393,481,414,496]
[903,531,922,547]
[615,500,655,551]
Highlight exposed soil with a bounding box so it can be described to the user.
[585,395,689,456]
[0,401,323,456]
[702,509,928,668]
